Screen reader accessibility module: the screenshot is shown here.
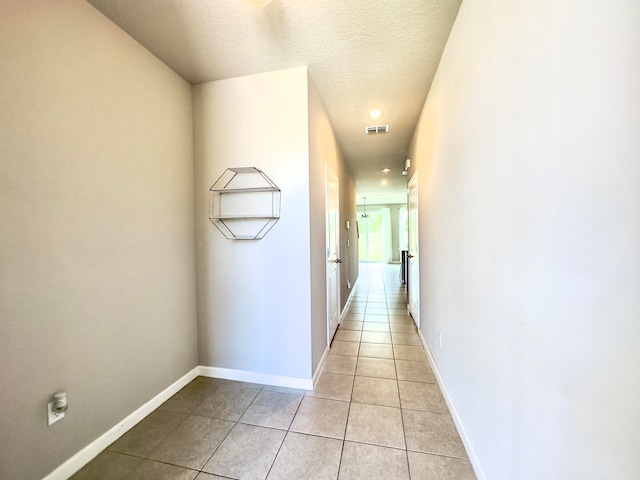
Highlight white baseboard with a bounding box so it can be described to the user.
[43,361,321,479]
[312,346,330,389]
[199,366,313,391]
[416,330,487,480]
[42,366,199,480]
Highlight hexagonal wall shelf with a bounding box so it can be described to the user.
[209,167,281,240]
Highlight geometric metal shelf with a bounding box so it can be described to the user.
[209,167,281,240]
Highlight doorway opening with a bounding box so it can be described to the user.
[356,199,409,265]
[357,208,384,262]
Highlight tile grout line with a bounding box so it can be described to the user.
[82,265,465,480]
[195,381,270,478]
[336,272,373,479]
[332,271,371,479]
[386,272,414,480]
[355,269,412,479]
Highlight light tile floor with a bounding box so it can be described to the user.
[72,264,476,480]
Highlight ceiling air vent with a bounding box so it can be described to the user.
[365,125,389,135]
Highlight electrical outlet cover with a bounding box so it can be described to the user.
[48,401,65,425]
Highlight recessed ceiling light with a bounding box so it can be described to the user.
[382,168,391,173]
[381,180,387,186]
[369,108,382,120]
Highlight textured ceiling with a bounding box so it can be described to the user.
[88,0,461,204]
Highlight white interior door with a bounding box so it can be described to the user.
[407,171,420,326]
[326,165,341,343]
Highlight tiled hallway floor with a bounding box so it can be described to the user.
[72,264,476,480]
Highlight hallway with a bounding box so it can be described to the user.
[72,264,475,480]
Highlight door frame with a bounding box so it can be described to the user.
[325,164,341,344]
[407,170,420,327]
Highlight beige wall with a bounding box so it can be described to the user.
[408,0,640,479]
[0,1,197,479]
[194,68,314,380]
[194,68,355,380]
[338,163,358,308]
[307,76,357,371]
